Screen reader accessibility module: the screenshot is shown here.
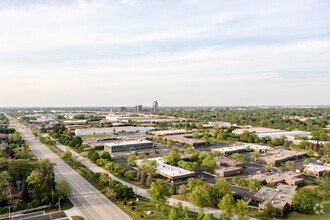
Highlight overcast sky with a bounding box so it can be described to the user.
[0,0,329,107]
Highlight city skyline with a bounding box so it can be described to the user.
[0,0,330,107]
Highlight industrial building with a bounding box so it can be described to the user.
[232,127,281,135]
[104,140,154,153]
[251,184,296,216]
[135,157,195,181]
[249,172,304,186]
[256,131,310,140]
[74,126,155,136]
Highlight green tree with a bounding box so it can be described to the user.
[248,179,261,192]
[264,202,275,217]
[235,199,248,220]
[101,151,111,160]
[285,161,297,170]
[146,174,153,187]
[170,182,176,195]
[91,152,100,162]
[303,159,309,165]
[189,185,208,208]
[232,153,246,162]
[21,180,28,202]
[26,171,42,200]
[202,155,216,172]
[160,205,168,220]
[316,177,330,199]
[284,139,290,148]
[147,179,171,210]
[163,150,181,166]
[215,179,231,198]
[182,207,189,220]
[184,146,193,155]
[219,194,235,217]
[252,152,260,160]
[169,206,179,220]
[203,214,213,220]
[57,178,71,200]
[141,169,147,185]
[292,191,314,213]
[178,184,188,200]
[127,155,137,166]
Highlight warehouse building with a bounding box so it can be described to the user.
[104,140,154,153]
[216,157,245,167]
[208,122,231,128]
[135,157,195,181]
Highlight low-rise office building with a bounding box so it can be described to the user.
[63,120,87,126]
[256,149,306,166]
[135,157,195,181]
[151,129,189,136]
[216,157,245,167]
[233,127,282,135]
[251,184,296,216]
[215,165,243,177]
[104,140,154,153]
[75,126,155,136]
[250,172,304,186]
[208,122,231,128]
[303,163,330,177]
[212,144,270,156]
[164,134,205,147]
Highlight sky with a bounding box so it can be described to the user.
[0,0,329,107]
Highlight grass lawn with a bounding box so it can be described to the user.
[45,199,74,213]
[279,184,329,220]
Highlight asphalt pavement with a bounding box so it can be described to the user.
[7,115,131,220]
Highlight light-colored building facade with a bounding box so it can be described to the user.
[74,126,155,136]
[104,140,153,153]
[153,101,158,112]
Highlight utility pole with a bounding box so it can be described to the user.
[59,198,61,211]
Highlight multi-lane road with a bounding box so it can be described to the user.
[7,115,131,220]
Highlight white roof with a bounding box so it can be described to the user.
[304,163,330,172]
[152,129,187,134]
[104,140,153,147]
[256,131,310,138]
[213,144,270,152]
[135,157,194,178]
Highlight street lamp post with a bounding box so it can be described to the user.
[59,198,61,211]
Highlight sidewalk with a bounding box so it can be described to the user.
[56,142,236,218]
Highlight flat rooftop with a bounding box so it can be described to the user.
[256,131,310,138]
[75,126,155,132]
[151,129,188,135]
[135,157,194,178]
[250,171,303,183]
[104,140,153,146]
[304,163,330,172]
[253,184,296,209]
[212,144,271,153]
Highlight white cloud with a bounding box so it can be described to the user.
[0,0,329,106]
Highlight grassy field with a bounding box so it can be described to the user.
[280,184,329,220]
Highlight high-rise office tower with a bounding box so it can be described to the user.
[153,101,158,112]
